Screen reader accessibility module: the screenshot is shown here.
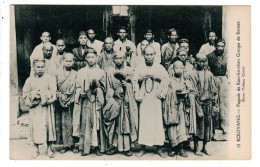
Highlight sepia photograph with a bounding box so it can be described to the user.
[8,4,251,160]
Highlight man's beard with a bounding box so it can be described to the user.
[145,60,153,66]
[44,54,52,59]
[216,50,224,55]
[58,50,64,55]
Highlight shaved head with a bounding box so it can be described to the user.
[43,42,53,50]
[56,39,65,45]
[104,37,114,43]
[42,31,50,37]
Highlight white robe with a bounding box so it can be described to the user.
[132,63,169,146]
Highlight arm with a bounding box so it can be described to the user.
[23,78,41,107]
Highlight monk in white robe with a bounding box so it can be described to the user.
[133,46,169,158]
[23,59,57,159]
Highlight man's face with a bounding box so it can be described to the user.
[86,53,97,66]
[56,40,65,53]
[114,54,125,67]
[78,35,87,46]
[145,33,153,42]
[104,39,113,51]
[173,62,184,76]
[197,58,207,69]
[180,42,189,52]
[140,40,149,53]
[118,29,127,40]
[144,48,155,65]
[87,30,96,41]
[209,32,217,44]
[64,56,74,68]
[43,46,53,58]
[41,32,51,43]
[169,31,178,43]
[216,42,225,54]
[178,51,188,62]
[34,62,45,76]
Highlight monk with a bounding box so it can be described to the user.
[137,29,161,64]
[55,53,77,154]
[179,38,196,66]
[72,31,89,71]
[23,59,57,159]
[74,48,107,156]
[133,46,169,158]
[161,28,179,70]
[86,29,104,56]
[54,39,66,70]
[30,31,57,65]
[30,42,58,77]
[131,40,149,69]
[163,60,189,158]
[193,53,219,156]
[113,26,137,54]
[207,39,229,135]
[199,31,217,55]
[104,51,138,156]
[98,37,117,71]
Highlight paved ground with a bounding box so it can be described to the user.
[10,113,228,160]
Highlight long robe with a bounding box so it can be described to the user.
[104,65,138,151]
[74,66,107,154]
[98,50,117,71]
[207,51,229,132]
[54,67,77,148]
[23,73,57,145]
[168,62,197,136]
[133,63,169,146]
[161,42,179,70]
[193,69,218,141]
[163,75,188,147]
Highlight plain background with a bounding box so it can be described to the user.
[0,0,258,166]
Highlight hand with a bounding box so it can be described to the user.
[121,80,127,87]
[65,91,72,95]
[81,91,86,98]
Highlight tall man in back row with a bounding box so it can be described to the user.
[206,39,229,135]
[86,29,104,56]
[133,45,169,158]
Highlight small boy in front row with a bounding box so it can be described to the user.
[23,59,57,159]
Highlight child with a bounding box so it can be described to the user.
[193,53,218,156]
[163,60,189,158]
[74,48,107,156]
[55,53,77,154]
[23,59,57,159]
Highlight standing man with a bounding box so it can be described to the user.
[105,51,138,156]
[86,29,104,56]
[55,39,66,69]
[199,30,217,55]
[30,31,57,64]
[72,31,89,71]
[179,38,196,66]
[206,39,229,135]
[161,28,179,70]
[137,29,161,64]
[133,46,169,158]
[98,37,117,71]
[113,26,137,54]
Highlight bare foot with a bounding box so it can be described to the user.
[135,149,145,158]
[31,150,40,159]
[47,150,55,158]
[201,149,211,156]
[194,150,204,156]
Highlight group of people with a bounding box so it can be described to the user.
[23,26,229,159]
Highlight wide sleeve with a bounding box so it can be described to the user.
[199,44,206,53]
[132,67,143,101]
[23,78,40,107]
[158,66,170,99]
[44,75,57,104]
[105,70,115,101]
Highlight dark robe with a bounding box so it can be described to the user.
[54,67,77,148]
[104,65,138,151]
[72,45,89,71]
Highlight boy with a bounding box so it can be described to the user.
[74,48,107,156]
[105,51,138,156]
[193,53,218,156]
[163,60,189,158]
[23,59,57,159]
[55,53,77,154]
